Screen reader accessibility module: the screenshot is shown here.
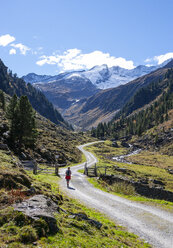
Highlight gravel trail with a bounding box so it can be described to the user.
[59,142,173,248]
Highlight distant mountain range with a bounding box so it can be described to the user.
[23,60,171,90]
[22,59,173,130]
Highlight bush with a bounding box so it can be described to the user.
[18,225,38,243]
[6,224,19,235]
[33,218,49,237]
[14,211,27,226]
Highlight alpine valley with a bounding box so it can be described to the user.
[1,57,173,248]
[23,59,173,130]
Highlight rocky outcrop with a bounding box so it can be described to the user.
[68,212,102,229]
[0,171,31,189]
[133,129,173,152]
[13,195,59,234]
[0,143,9,151]
[99,174,173,202]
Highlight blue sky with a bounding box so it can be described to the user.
[0,0,173,76]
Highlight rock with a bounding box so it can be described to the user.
[68,212,102,229]
[13,195,59,234]
[87,219,102,229]
[0,123,8,133]
[114,166,128,173]
[112,141,119,148]
[2,131,10,139]
[167,169,173,175]
[121,141,130,148]
[153,179,165,186]
[20,152,28,160]
[27,185,36,195]
[0,143,9,151]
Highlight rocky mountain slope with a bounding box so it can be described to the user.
[92,66,173,156]
[22,60,172,130]
[64,60,173,130]
[0,59,68,128]
[34,75,99,112]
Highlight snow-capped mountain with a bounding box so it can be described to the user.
[23,61,170,90]
[22,59,173,130]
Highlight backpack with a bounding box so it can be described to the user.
[66,169,71,176]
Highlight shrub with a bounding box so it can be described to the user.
[33,218,49,237]
[18,225,38,243]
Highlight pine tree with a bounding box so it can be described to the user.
[0,90,5,110]
[6,95,37,147]
[6,94,19,141]
[17,96,37,147]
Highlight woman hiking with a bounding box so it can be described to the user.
[65,167,71,188]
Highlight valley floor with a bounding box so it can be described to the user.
[59,142,173,248]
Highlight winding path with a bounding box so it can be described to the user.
[59,142,173,248]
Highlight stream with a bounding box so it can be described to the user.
[112,145,142,164]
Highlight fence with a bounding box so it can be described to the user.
[84,163,108,177]
[21,160,66,176]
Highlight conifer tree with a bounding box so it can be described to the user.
[0,90,5,110]
[17,96,37,147]
[6,95,37,147]
[6,94,18,141]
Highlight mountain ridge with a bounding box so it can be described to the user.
[23,59,171,90]
[64,60,173,130]
[22,59,173,130]
[0,59,68,128]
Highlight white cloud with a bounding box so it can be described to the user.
[11,43,30,55]
[9,48,16,55]
[145,52,173,65]
[36,49,135,71]
[0,34,15,46]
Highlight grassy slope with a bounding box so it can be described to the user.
[0,151,151,248]
[84,141,173,210]
[0,95,94,165]
[28,172,151,248]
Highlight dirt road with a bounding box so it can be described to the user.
[59,142,173,248]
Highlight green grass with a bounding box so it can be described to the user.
[0,149,151,248]
[82,142,173,210]
[88,178,173,210]
[0,150,19,170]
[28,173,151,248]
[126,150,173,169]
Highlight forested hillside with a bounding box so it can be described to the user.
[64,60,173,130]
[0,91,90,164]
[0,59,68,128]
[92,69,173,140]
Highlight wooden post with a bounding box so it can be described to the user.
[55,164,59,176]
[33,160,37,175]
[105,167,107,175]
[84,163,87,175]
[84,163,86,174]
[94,163,97,177]
[86,167,88,176]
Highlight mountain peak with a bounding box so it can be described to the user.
[163,59,173,68]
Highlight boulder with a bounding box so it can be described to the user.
[13,195,59,234]
[68,212,102,229]
[121,141,130,148]
[112,141,119,148]
[2,131,10,139]
[0,143,9,151]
